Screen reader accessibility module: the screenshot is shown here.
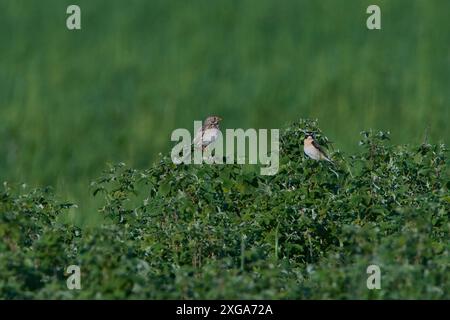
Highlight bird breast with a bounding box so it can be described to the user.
[304,144,321,160]
[201,128,220,145]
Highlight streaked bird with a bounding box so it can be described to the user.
[179,116,222,163]
[193,116,222,150]
[303,135,333,163]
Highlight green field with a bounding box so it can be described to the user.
[1,0,449,227]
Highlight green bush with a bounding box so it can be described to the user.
[1,119,449,299]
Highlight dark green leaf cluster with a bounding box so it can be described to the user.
[1,119,449,299]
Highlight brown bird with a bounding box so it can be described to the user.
[193,116,222,151]
[303,135,333,163]
[179,116,222,163]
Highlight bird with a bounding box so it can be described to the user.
[192,116,222,151]
[179,116,222,163]
[303,135,333,163]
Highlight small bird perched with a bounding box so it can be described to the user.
[303,135,333,163]
[179,116,222,163]
[193,115,222,150]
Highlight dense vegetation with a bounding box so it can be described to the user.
[1,120,448,299]
[1,0,449,225]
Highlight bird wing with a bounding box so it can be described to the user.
[202,128,219,145]
[192,126,205,147]
[312,139,328,157]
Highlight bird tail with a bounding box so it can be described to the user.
[173,144,194,164]
[322,155,339,177]
[181,150,192,163]
[179,143,203,163]
[322,155,334,164]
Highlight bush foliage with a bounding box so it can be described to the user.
[1,120,449,299]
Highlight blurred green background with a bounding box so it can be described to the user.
[1,0,449,225]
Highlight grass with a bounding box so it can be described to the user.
[0,0,449,225]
